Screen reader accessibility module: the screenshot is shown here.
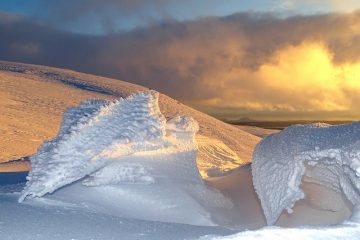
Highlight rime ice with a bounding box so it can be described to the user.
[18,90,232,226]
[252,122,360,225]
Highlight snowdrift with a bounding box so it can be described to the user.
[19,90,232,226]
[252,122,360,225]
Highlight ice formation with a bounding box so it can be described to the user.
[19,90,202,200]
[20,91,167,201]
[19,90,232,226]
[252,122,360,225]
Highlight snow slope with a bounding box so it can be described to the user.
[252,122,360,225]
[1,187,235,240]
[196,135,242,178]
[235,125,279,138]
[0,61,260,167]
[0,67,112,162]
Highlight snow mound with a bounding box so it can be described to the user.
[19,90,232,226]
[252,122,360,225]
[20,91,167,201]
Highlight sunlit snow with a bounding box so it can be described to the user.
[1,88,359,239]
[253,123,360,225]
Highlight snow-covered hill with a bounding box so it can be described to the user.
[0,61,259,171]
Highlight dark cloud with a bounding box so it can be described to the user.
[1,11,360,119]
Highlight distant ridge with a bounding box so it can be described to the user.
[236,117,258,122]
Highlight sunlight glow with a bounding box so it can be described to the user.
[256,42,360,111]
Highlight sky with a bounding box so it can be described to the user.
[1,0,360,120]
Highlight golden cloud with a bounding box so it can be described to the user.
[190,41,360,117]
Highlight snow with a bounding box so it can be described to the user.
[196,135,244,178]
[13,93,360,234]
[200,222,360,240]
[0,60,260,166]
[1,189,235,240]
[2,61,360,239]
[20,91,167,200]
[235,125,279,138]
[19,90,233,226]
[252,122,360,225]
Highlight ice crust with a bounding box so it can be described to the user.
[252,122,360,225]
[19,91,200,201]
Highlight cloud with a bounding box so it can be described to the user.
[1,11,360,119]
[274,0,360,13]
[229,42,360,111]
[33,0,193,33]
[325,0,360,12]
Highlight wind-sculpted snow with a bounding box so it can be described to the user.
[19,90,232,226]
[252,122,360,225]
[196,135,242,178]
[20,91,167,201]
